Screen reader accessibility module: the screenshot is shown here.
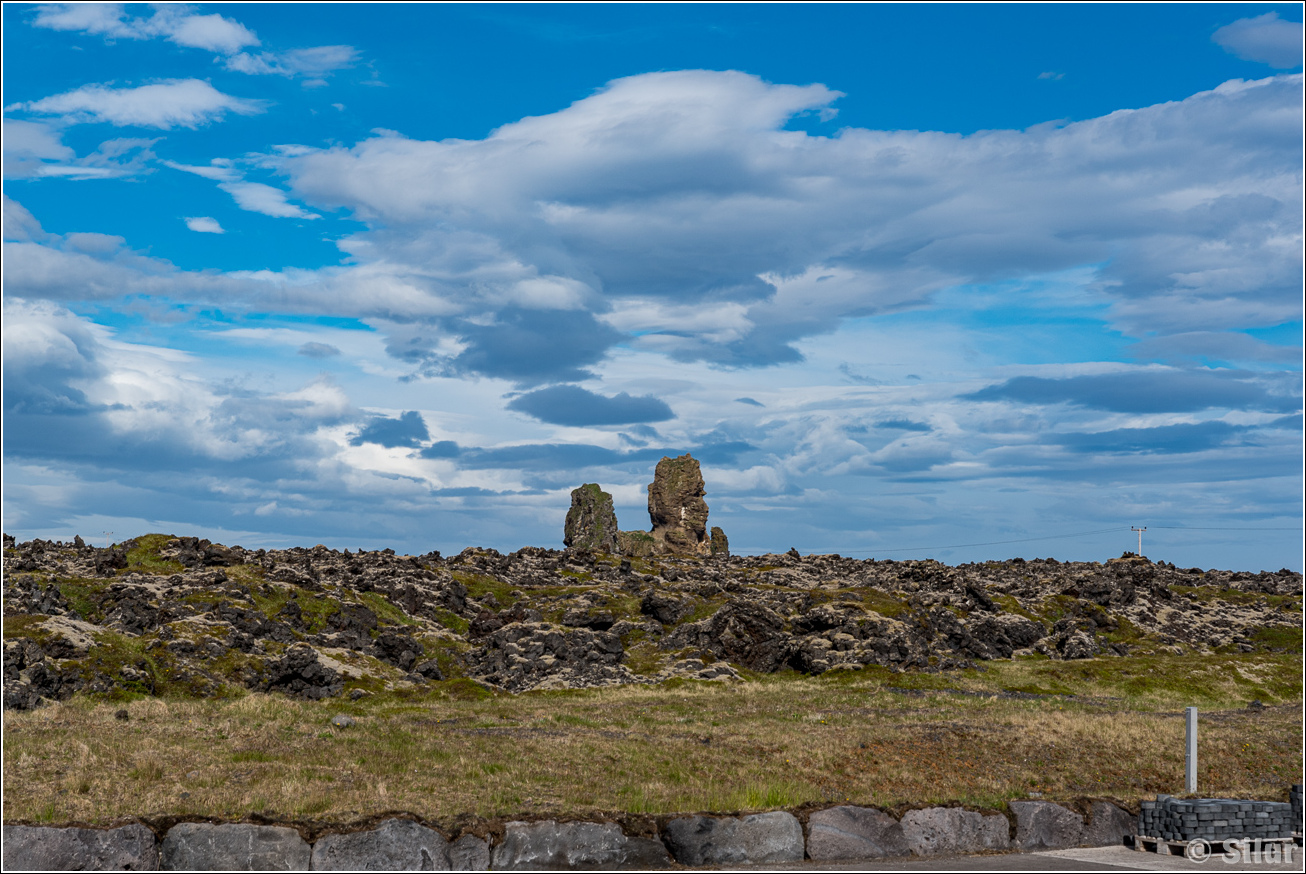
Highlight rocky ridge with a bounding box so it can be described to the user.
[3,530,1300,710]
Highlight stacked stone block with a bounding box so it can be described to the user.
[1139,795,1294,842]
[1292,783,1303,834]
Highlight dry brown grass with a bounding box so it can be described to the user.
[3,655,1301,826]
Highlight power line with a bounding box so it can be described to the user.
[847,526,1132,555]
[836,523,1302,556]
[1150,526,1303,531]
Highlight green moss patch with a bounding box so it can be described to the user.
[122,534,184,576]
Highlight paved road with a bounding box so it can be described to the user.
[717,843,1302,871]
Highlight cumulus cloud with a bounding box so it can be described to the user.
[507,385,675,426]
[1213,13,1304,69]
[1,298,363,494]
[9,79,266,129]
[251,70,1302,381]
[184,216,225,234]
[7,69,1299,386]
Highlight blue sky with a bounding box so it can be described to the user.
[3,3,1302,569]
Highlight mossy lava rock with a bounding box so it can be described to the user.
[564,483,619,553]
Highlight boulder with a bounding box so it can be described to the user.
[564,485,619,554]
[261,644,343,700]
[465,622,630,692]
[448,834,490,871]
[662,602,792,672]
[640,591,689,626]
[1060,630,1101,660]
[1011,801,1084,850]
[807,806,910,860]
[662,812,803,866]
[647,455,710,556]
[489,820,669,870]
[1082,801,1136,847]
[160,823,310,871]
[311,819,450,870]
[900,808,1009,855]
[2,824,159,871]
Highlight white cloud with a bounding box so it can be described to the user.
[32,4,357,82]
[144,7,259,54]
[2,195,50,242]
[217,182,319,219]
[225,45,359,78]
[33,3,259,53]
[30,3,137,38]
[163,159,241,182]
[2,119,74,177]
[3,121,158,180]
[1213,13,1304,69]
[10,79,266,129]
[184,216,225,234]
[254,70,1300,375]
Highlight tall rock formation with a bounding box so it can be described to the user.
[563,484,619,553]
[710,526,730,558]
[647,454,711,556]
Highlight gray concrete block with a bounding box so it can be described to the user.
[160,823,310,871]
[900,807,1010,856]
[1082,802,1136,847]
[311,819,450,870]
[1011,800,1084,851]
[662,812,803,866]
[806,806,910,860]
[489,820,669,870]
[2,824,159,871]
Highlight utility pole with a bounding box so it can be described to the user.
[1131,526,1146,556]
[103,531,114,548]
[1185,707,1198,794]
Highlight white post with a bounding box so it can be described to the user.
[1132,526,1146,556]
[1185,706,1198,794]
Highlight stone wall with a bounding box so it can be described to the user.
[2,798,1145,871]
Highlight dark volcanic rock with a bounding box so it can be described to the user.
[641,590,691,626]
[261,644,343,699]
[710,526,730,557]
[491,820,671,870]
[647,454,711,556]
[664,601,793,671]
[466,621,629,692]
[2,823,159,871]
[311,819,449,871]
[2,526,1301,704]
[564,483,620,553]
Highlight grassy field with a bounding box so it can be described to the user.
[2,654,1301,827]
